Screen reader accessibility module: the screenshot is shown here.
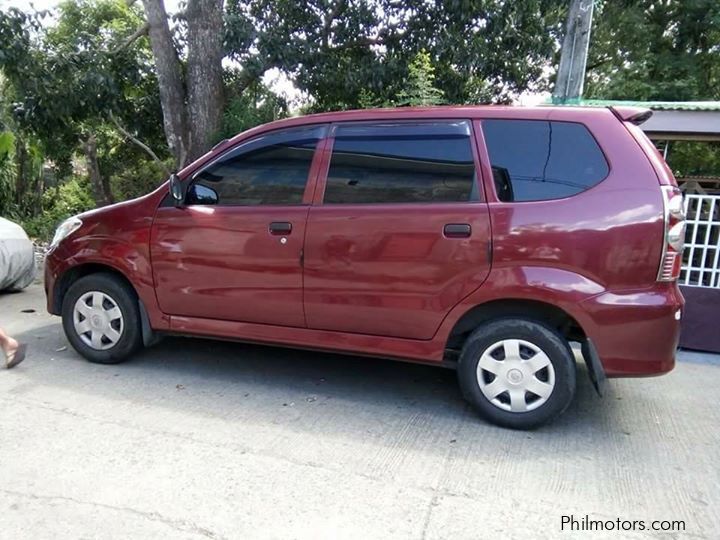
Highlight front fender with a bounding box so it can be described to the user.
[44,190,169,330]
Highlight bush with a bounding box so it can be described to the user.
[20,155,170,241]
[221,84,288,139]
[109,157,171,202]
[667,141,720,178]
[22,176,95,240]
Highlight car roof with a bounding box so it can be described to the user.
[251,104,613,130]
[180,105,616,178]
[238,104,613,143]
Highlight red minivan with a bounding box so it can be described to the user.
[44,106,685,429]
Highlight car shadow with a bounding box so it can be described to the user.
[9,321,626,451]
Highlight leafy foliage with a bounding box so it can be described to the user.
[2,0,720,234]
[586,0,720,101]
[0,131,16,217]
[586,0,720,177]
[0,0,169,224]
[0,2,164,168]
[226,0,567,111]
[667,141,720,178]
[109,155,172,202]
[354,50,445,108]
[220,76,288,139]
[396,50,444,106]
[22,176,95,239]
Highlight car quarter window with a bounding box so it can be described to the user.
[191,125,326,206]
[323,121,477,204]
[481,119,609,203]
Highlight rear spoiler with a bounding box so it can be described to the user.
[610,106,653,125]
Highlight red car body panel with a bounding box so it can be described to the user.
[303,203,492,340]
[45,105,683,377]
[151,205,310,327]
[44,189,171,332]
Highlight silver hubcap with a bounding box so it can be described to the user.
[476,339,555,413]
[73,291,124,350]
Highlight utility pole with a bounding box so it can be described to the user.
[553,0,595,103]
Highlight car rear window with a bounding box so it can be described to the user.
[324,121,477,204]
[481,119,609,202]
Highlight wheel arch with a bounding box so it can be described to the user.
[445,298,587,354]
[51,262,137,315]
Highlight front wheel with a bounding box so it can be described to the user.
[457,318,576,429]
[61,273,143,364]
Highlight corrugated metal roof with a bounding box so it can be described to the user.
[548,98,720,111]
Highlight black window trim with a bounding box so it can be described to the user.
[478,118,611,204]
[180,123,329,207]
[190,123,328,182]
[319,118,485,206]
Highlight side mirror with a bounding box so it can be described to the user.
[169,173,184,207]
[186,184,219,206]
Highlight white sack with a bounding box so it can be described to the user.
[0,217,36,291]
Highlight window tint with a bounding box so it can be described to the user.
[191,125,324,206]
[482,120,609,202]
[324,121,477,204]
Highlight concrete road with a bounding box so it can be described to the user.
[1,283,719,539]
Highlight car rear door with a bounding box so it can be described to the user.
[303,120,492,340]
[150,124,326,327]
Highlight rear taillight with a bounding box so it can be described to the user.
[657,186,686,281]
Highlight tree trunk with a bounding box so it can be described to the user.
[14,137,27,208]
[186,0,225,161]
[141,0,190,168]
[82,134,113,207]
[100,169,114,206]
[33,169,44,215]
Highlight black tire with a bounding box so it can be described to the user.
[61,273,143,364]
[457,318,576,429]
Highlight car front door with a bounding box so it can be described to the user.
[303,120,492,340]
[150,124,326,327]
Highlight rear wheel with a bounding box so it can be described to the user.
[457,318,576,429]
[61,273,142,364]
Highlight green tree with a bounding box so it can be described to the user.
[220,72,288,138]
[0,129,16,217]
[396,50,444,106]
[233,0,567,111]
[0,100,45,218]
[0,1,166,208]
[585,0,720,177]
[3,0,570,175]
[586,0,720,101]
[357,88,379,110]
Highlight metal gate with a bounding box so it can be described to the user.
[681,194,720,288]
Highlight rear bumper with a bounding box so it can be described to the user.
[578,284,684,377]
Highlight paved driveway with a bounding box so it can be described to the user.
[1,283,719,539]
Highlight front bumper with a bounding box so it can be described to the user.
[44,245,67,315]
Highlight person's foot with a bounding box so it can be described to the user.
[4,339,26,369]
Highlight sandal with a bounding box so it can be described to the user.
[5,343,27,369]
